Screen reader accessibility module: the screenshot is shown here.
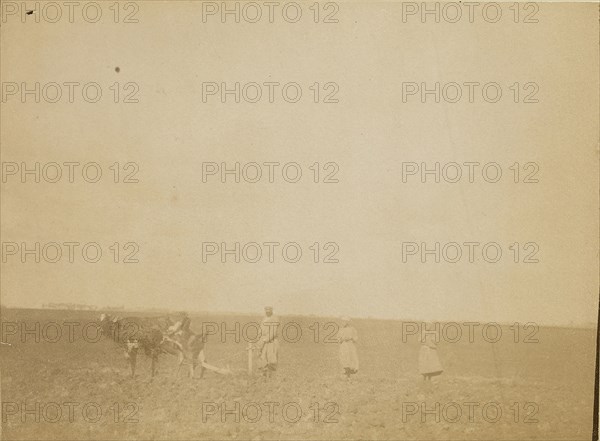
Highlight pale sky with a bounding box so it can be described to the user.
[1,2,598,326]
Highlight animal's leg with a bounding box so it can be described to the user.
[197,349,206,379]
[151,353,158,378]
[176,351,184,377]
[129,348,138,378]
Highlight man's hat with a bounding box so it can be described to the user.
[264,306,273,311]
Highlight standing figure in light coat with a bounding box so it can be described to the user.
[338,316,359,379]
[418,327,443,381]
[257,306,280,379]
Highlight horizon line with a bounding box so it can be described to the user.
[0,304,596,329]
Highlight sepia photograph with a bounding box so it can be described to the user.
[0,1,598,440]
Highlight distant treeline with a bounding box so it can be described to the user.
[41,303,125,311]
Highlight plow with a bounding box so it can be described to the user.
[201,362,232,376]
[177,343,260,377]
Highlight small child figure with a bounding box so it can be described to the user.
[338,316,359,379]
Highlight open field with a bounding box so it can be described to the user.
[0,308,595,440]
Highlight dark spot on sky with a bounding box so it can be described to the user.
[26,10,34,15]
[115,67,120,73]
